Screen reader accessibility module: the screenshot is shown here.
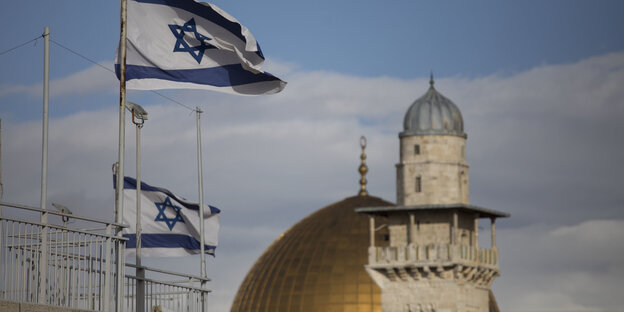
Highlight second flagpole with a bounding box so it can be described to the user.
[116,0,128,311]
[195,106,207,312]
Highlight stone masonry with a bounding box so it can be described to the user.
[396,135,469,206]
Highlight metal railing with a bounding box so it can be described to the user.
[0,201,212,312]
[0,201,126,311]
[124,263,211,312]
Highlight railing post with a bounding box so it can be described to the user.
[452,210,458,245]
[87,235,94,310]
[201,280,207,312]
[490,217,496,249]
[473,215,479,251]
[116,234,125,312]
[104,225,112,312]
[137,266,145,312]
[408,213,414,245]
[451,211,458,262]
[38,211,48,304]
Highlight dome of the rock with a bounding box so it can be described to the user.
[230,194,393,312]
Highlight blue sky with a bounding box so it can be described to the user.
[1,1,624,311]
[3,0,623,123]
[2,1,624,82]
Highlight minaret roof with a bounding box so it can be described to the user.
[401,75,466,138]
[356,203,510,219]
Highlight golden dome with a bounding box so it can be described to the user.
[231,195,393,312]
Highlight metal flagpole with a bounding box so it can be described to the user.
[195,107,207,312]
[128,105,147,312]
[0,119,3,200]
[135,120,145,312]
[116,0,128,311]
[0,120,2,270]
[38,26,50,304]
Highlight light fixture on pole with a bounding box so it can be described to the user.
[125,101,147,312]
[52,202,73,226]
[51,202,72,277]
[126,101,148,124]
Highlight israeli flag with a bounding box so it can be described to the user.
[116,0,286,95]
[117,176,220,257]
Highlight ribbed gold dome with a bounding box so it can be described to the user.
[231,195,393,312]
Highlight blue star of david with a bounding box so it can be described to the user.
[154,197,185,231]
[168,18,216,64]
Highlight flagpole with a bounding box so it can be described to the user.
[195,107,207,311]
[0,119,3,200]
[135,117,145,312]
[116,0,128,311]
[38,26,50,304]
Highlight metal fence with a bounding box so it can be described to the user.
[0,201,125,311]
[0,201,212,312]
[124,263,210,312]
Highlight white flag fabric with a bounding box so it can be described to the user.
[117,176,220,257]
[116,0,286,95]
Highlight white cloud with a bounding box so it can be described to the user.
[0,61,116,99]
[496,220,624,312]
[551,219,624,246]
[0,84,33,98]
[261,58,299,77]
[2,52,623,311]
[50,62,117,97]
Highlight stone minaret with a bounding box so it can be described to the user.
[357,76,509,312]
[396,76,468,206]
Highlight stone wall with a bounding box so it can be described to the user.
[386,211,477,247]
[378,275,491,312]
[397,135,469,206]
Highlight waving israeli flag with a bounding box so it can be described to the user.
[117,176,220,257]
[116,0,286,95]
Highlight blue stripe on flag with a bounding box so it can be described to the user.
[133,0,264,59]
[116,64,281,87]
[124,233,216,252]
[114,175,221,214]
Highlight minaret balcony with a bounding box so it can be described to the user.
[368,244,499,270]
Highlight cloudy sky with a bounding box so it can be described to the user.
[1,1,624,311]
